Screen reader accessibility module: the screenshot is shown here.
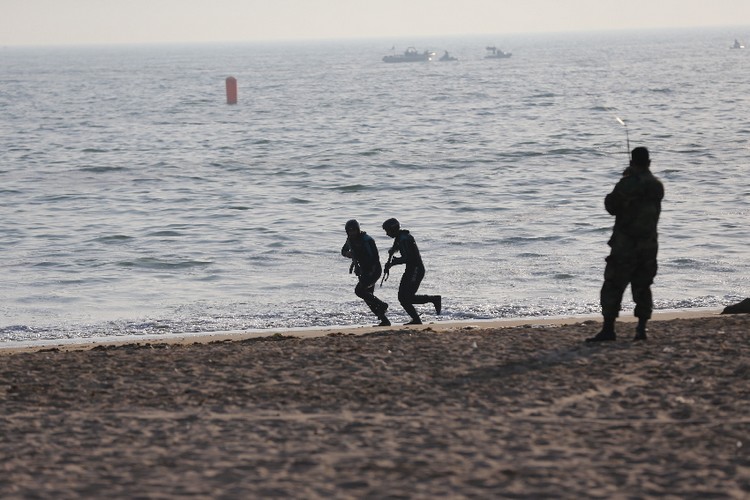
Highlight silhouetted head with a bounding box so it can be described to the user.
[630,147,651,168]
[345,219,360,238]
[382,218,400,237]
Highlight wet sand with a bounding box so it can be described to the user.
[1,313,749,498]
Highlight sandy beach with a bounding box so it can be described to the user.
[1,312,749,498]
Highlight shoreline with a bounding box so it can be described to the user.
[0,307,723,354]
[1,310,747,497]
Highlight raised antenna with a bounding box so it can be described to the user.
[614,115,631,160]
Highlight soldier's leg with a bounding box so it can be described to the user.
[398,269,422,324]
[356,277,389,325]
[589,254,634,342]
[406,268,440,312]
[600,255,632,320]
[631,249,658,340]
[412,294,442,314]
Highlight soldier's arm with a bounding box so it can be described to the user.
[604,180,627,215]
[341,241,352,258]
[390,239,406,266]
[400,235,420,265]
[365,238,382,273]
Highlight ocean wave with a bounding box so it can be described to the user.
[116,258,212,270]
[78,166,128,173]
[146,231,183,237]
[333,184,370,193]
[92,235,134,244]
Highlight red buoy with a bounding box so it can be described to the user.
[225,77,237,104]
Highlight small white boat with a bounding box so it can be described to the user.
[383,47,435,63]
[731,39,745,49]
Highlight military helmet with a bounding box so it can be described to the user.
[382,218,400,233]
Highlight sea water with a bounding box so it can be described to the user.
[1,27,749,342]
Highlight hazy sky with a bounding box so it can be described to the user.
[2,0,749,46]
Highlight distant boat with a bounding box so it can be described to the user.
[439,50,458,62]
[485,46,512,59]
[382,47,435,63]
[731,39,745,49]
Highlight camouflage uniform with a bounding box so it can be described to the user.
[600,164,664,320]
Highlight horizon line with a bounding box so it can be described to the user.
[2,24,748,49]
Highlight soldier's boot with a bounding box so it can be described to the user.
[634,318,648,341]
[586,316,616,342]
[433,296,442,315]
[376,303,391,327]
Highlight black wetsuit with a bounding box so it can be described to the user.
[341,232,387,318]
[388,229,439,321]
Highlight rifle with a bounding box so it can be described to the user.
[380,247,396,287]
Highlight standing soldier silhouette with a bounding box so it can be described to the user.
[587,147,664,342]
[341,219,390,326]
[382,218,441,325]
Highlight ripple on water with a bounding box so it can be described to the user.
[117,258,212,270]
